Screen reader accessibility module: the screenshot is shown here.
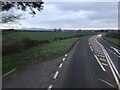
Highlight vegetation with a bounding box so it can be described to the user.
[2,31,82,74]
[103,31,120,46]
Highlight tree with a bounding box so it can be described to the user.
[54,28,57,32]
[0,1,44,23]
[58,28,62,32]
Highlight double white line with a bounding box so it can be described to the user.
[95,38,120,89]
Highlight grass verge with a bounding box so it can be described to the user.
[103,37,120,46]
[3,37,79,74]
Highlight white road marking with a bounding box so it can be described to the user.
[98,79,115,88]
[65,54,67,57]
[99,58,106,62]
[106,48,120,58]
[96,38,120,89]
[59,63,63,68]
[2,68,16,78]
[48,85,53,90]
[97,54,105,58]
[111,46,120,55]
[106,48,116,55]
[89,43,90,45]
[62,58,65,61]
[90,46,93,51]
[94,55,106,72]
[95,52,103,55]
[102,63,108,66]
[53,71,59,79]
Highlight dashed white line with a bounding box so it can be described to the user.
[65,54,67,57]
[48,85,53,90]
[89,43,90,45]
[59,63,63,68]
[99,58,106,62]
[53,71,59,79]
[102,63,108,66]
[2,68,16,78]
[62,58,65,61]
[90,46,93,51]
[94,55,106,72]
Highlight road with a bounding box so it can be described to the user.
[2,35,120,89]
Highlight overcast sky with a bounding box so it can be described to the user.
[2,2,118,29]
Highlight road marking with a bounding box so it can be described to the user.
[59,63,63,68]
[53,71,59,79]
[95,52,103,55]
[99,58,106,62]
[62,58,65,61]
[111,46,120,55]
[94,55,106,72]
[89,43,90,45]
[97,54,105,58]
[106,48,116,55]
[90,46,93,51]
[106,48,120,58]
[65,54,67,57]
[102,63,108,66]
[48,85,53,90]
[98,79,115,88]
[2,68,16,78]
[96,38,120,89]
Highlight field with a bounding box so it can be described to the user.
[2,31,83,74]
[103,31,120,46]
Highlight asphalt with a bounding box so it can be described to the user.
[2,35,120,89]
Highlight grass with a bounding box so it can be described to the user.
[3,37,79,74]
[103,37,120,46]
[19,32,82,40]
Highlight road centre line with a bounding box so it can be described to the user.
[53,71,59,79]
[62,58,65,61]
[48,85,53,90]
[65,54,67,57]
[90,46,93,51]
[95,38,120,89]
[94,55,106,72]
[59,63,63,68]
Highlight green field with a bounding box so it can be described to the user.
[103,37,120,46]
[2,31,83,74]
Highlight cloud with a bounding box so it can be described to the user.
[16,2,118,29]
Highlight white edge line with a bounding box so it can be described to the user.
[90,46,93,51]
[59,63,63,68]
[62,58,65,61]
[48,85,53,90]
[53,71,59,79]
[96,38,120,89]
[94,55,106,72]
[2,68,16,78]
